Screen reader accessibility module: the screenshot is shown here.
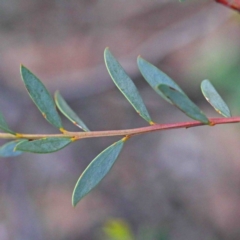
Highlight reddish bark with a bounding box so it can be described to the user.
[216,0,240,11]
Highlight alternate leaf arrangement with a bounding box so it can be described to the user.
[0,48,238,207]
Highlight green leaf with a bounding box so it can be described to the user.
[54,91,90,131]
[15,137,72,153]
[0,110,15,134]
[201,80,231,118]
[0,140,26,157]
[72,138,126,206]
[20,65,63,129]
[158,84,209,124]
[104,48,153,124]
[137,57,185,103]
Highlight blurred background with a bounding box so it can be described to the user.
[0,0,240,239]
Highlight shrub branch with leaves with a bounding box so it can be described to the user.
[0,48,237,207]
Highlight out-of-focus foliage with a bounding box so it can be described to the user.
[102,219,135,240]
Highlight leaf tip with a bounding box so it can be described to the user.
[72,186,80,207]
[72,196,77,207]
[54,90,60,98]
[137,55,143,64]
[104,47,110,53]
[20,64,27,74]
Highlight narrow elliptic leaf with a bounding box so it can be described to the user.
[104,48,153,124]
[201,79,231,118]
[20,65,63,129]
[158,84,209,124]
[54,91,90,131]
[15,137,72,153]
[72,138,125,207]
[0,111,15,134]
[0,140,26,157]
[137,57,185,103]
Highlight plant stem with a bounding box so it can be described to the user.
[1,117,240,140]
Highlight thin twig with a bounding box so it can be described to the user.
[1,117,240,141]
